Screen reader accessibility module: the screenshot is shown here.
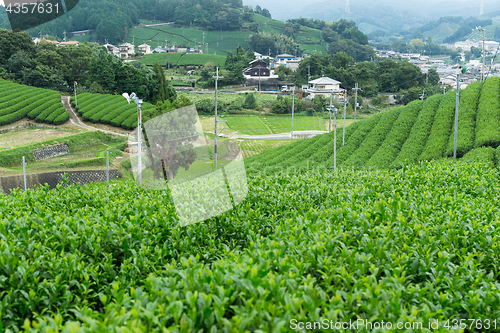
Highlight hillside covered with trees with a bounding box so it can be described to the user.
[0,0,272,45]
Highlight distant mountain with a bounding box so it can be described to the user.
[243,0,500,34]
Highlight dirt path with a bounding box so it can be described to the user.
[255,116,274,134]
[61,96,128,137]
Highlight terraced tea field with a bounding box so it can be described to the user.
[1,156,500,331]
[247,78,497,175]
[0,79,68,127]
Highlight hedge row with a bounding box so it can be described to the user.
[73,92,156,130]
[444,81,482,157]
[101,105,131,124]
[325,115,380,168]
[392,94,442,167]
[462,146,496,168]
[110,109,136,128]
[307,121,361,168]
[35,104,61,123]
[280,133,337,169]
[474,77,500,148]
[341,107,401,169]
[53,111,70,125]
[0,92,42,116]
[27,97,62,119]
[419,91,456,161]
[366,100,423,169]
[81,95,124,121]
[45,107,66,123]
[0,78,63,126]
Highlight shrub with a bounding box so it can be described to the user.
[392,94,442,167]
[243,93,257,109]
[419,91,456,161]
[474,77,500,148]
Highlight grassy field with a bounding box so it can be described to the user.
[201,115,331,135]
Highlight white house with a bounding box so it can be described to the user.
[305,76,345,99]
[138,43,152,54]
[119,43,135,58]
[102,43,120,56]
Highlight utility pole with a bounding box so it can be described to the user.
[63,30,66,41]
[419,89,426,101]
[442,85,446,94]
[334,106,337,171]
[453,73,460,158]
[258,66,261,92]
[74,81,77,107]
[213,68,223,169]
[477,27,485,82]
[291,86,296,138]
[308,65,311,82]
[122,93,143,185]
[343,90,347,146]
[352,83,362,122]
[482,28,485,82]
[329,89,333,132]
[203,32,205,48]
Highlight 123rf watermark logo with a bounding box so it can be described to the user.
[3,0,79,30]
[290,318,499,331]
[128,104,248,227]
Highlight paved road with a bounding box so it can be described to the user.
[61,96,128,137]
[219,130,328,140]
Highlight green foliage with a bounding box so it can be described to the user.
[474,77,500,148]
[0,78,63,126]
[152,60,177,104]
[341,108,401,169]
[0,131,113,167]
[243,93,257,109]
[462,146,496,168]
[366,100,423,169]
[419,91,456,161]
[270,96,287,114]
[3,159,500,330]
[74,92,156,129]
[445,81,482,157]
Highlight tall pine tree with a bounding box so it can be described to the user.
[153,59,176,104]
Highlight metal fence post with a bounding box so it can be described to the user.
[22,156,27,191]
[106,150,109,186]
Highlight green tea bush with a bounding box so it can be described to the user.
[475,76,500,148]
[53,112,70,125]
[462,146,495,168]
[342,107,401,169]
[367,100,422,169]
[45,107,66,124]
[444,81,482,157]
[419,91,456,161]
[2,159,500,331]
[392,94,441,167]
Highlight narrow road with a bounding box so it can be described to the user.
[219,130,328,140]
[61,96,128,137]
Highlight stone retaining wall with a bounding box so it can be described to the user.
[0,169,119,194]
[32,143,69,161]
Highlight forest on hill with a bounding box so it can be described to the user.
[0,0,271,45]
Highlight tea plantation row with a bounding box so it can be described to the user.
[1,157,500,331]
[246,77,499,175]
[71,93,156,130]
[0,79,69,126]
